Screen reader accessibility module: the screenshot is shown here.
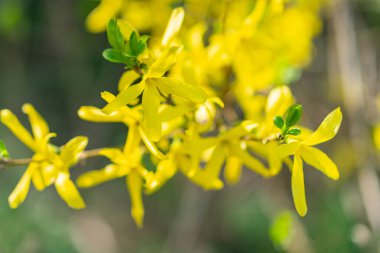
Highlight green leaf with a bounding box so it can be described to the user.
[0,140,9,158]
[107,19,124,52]
[285,104,303,127]
[287,128,302,136]
[102,49,125,63]
[273,116,285,130]
[136,40,147,55]
[128,31,140,55]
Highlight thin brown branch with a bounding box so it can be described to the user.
[0,148,104,170]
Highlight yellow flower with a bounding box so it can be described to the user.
[0,104,87,209]
[78,91,165,160]
[76,124,147,228]
[102,46,208,141]
[180,121,272,190]
[276,108,343,216]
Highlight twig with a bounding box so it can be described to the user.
[0,148,104,170]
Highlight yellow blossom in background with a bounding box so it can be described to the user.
[0,104,87,209]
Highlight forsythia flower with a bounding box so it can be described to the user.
[76,124,147,228]
[276,108,343,216]
[0,104,87,209]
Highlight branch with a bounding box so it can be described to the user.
[0,148,103,170]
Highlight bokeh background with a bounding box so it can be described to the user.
[1,0,380,252]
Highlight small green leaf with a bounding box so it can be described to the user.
[287,128,302,136]
[273,116,285,130]
[0,140,9,158]
[102,49,125,63]
[128,31,140,55]
[107,19,124,52]
[285,104,303,127]
[136,40,147,55]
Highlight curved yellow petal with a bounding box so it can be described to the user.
[138,126,165,160]
[85,0,122,33]
[31,162,46,191]
[300,146,340,180]
[142,84,161,142]
[78,106,124,122]
[231,144,270,177]
[118,70,140,91]
[22,104,49,142]
[303,108,342,146]
[99,148,125,164]
[55,172,86,209]
[224,156,242,185]
[127,171,144,228]
[291,154,307,217]
[0,109,36,151]
[77,164,122,188]
[145,158,177,194]
[8,163,35,208]
[103,82,145,114]
[147,47,182,78]
[149,77,207,104]
[60,136,88,167]
[161,7,185,48]
[189,145,225,190]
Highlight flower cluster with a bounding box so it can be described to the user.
[0,0,343,228]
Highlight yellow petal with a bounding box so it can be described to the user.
[0,109,36,151]
[142,84,161,142]
[303,108,343,146]
[224,156,242,185]
[138,126,165,160]
[148,77,207,104]
[159,105,191,122]
[276,142,301,158]
[77,164,122,188]
[300,146,340,180]
[78,106,123,122]
[101,91,116,103]
[85,0,122,33]
[161,7,185,48]
[103,82,145,114]
[146,47,182,78]
[145,158,177,194]
[118,70,140,91]
[221,121,258,140]
[291,154,307,217]
[99,148,125,164]
[117,19,134,40]
[127,171,144,228]
[32,163,46,191]
[189,145,225,190]
[265,86,294,117]
[55,172,86,209]
[231,144,270,177]
[373,125,380,151]
[8,164,35,208]
[22,103,50,142]
[60,136,88,167]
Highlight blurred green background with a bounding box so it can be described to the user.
[1,0,380,252]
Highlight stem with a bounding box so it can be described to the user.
[0,148,104,170]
